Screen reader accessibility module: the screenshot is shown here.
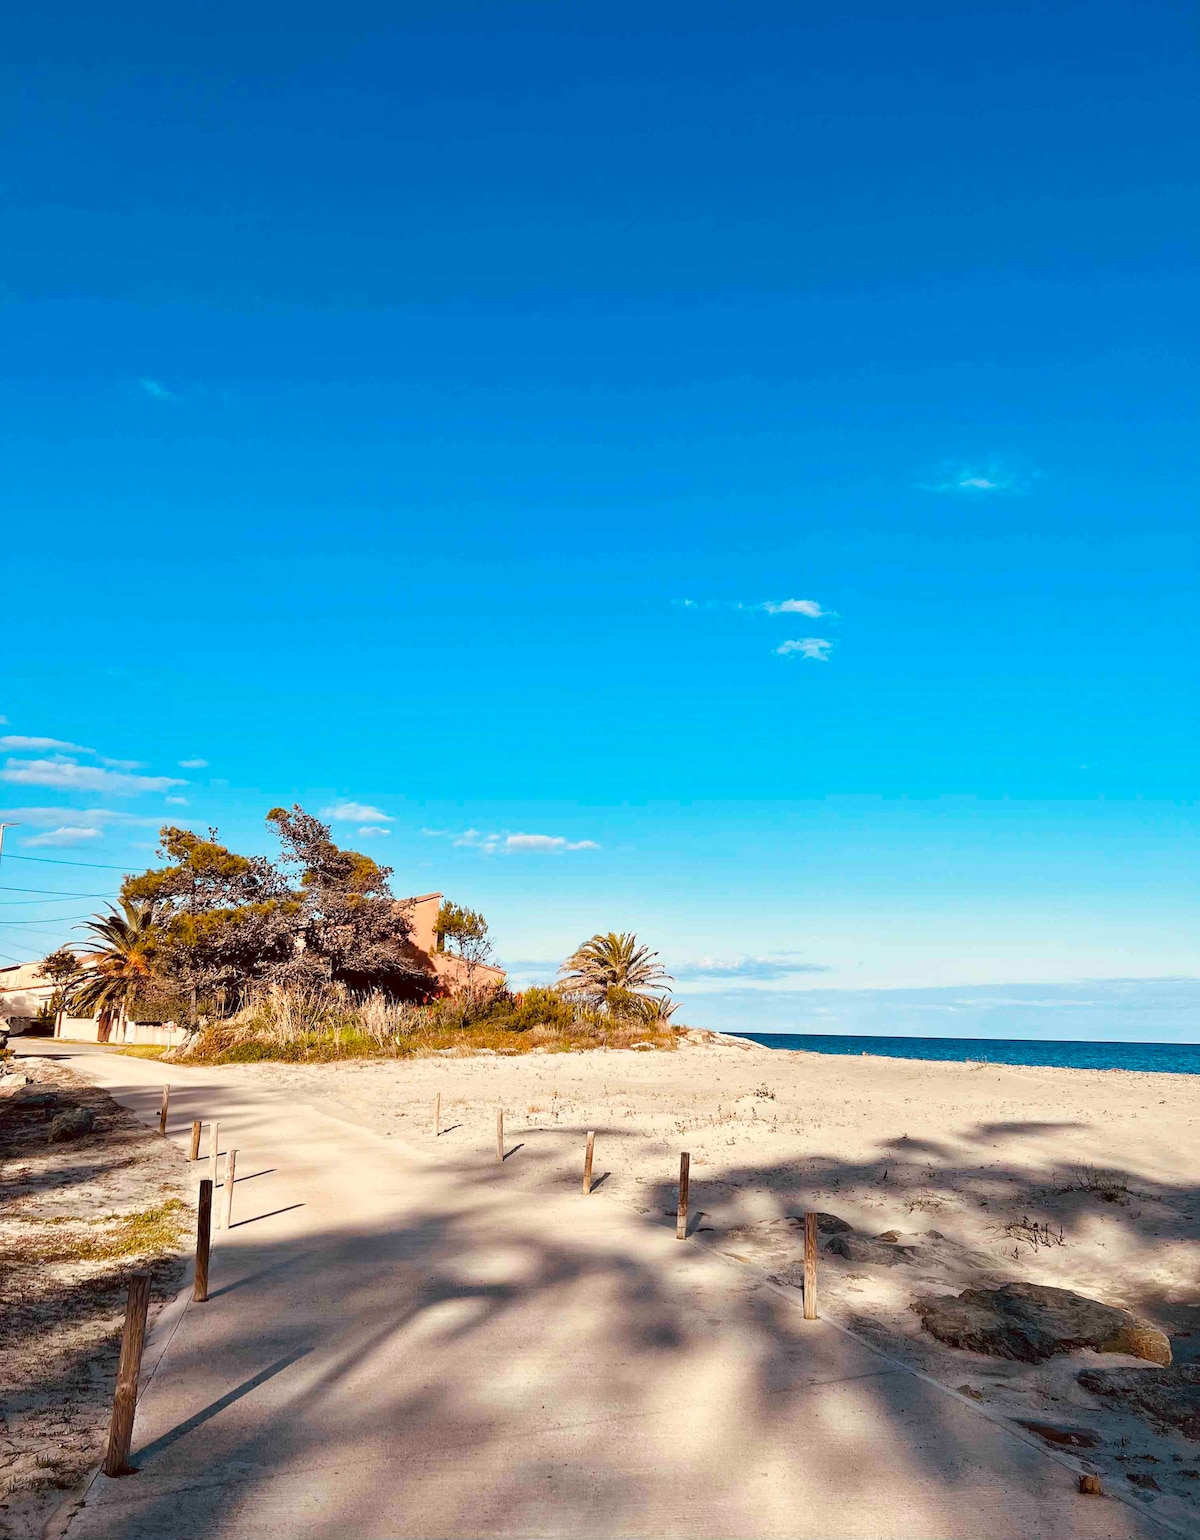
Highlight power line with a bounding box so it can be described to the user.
[0,852,133,871]
[0,916,90,926]
[0,886,114,898]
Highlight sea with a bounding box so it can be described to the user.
[731,1032,1200,1075]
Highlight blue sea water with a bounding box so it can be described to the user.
[733,1032,1200,1075]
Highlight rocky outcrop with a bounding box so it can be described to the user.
[1078,1365,1200,1439]
[914,1283,1171,1366]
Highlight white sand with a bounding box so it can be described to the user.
[217,1032,1200,1517]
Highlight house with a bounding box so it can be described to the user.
[0,961,189,1047]
[396,892,506,997]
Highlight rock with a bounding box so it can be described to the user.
[48,1107,95,1143]
[1078,1365,1200,1439]
[1126,1472,1161,1491]
[825,1232,916,1267]
[813,1213,852,1235]
[914,1283,1171,1366]
[877,1229,901,1242]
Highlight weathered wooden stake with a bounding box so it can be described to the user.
[158,1085,170,1136]
[194,1179,213,1302]
[101,1273,151,1477]
[676,1152,690,1239]
[220,1149,237,1231]
[188,1120,202,1162]
[434,1092,441,1137]
[208,1121,220,1194]
[1078,1474,1103,1496]
[803,1210,818,1320]
[496,1107,504,1162]
[582,1130,595,1195]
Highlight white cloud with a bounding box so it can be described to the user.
[165,796,188,806]
[0,735,93,753]
[921,460,1035,495]
[357,825,391,837]
[775,638,832,661]
[762,599,825,617]
[179,758,208,769]
[426,828,599,855]
[0,758,185,795]
[139,376,176,401]
[324,801,390,823]
[2,806,161,829]
[673,955,830,982]
[24,826,104,848]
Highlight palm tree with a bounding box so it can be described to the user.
[557,932,672,1009]
[69,899,158,1041]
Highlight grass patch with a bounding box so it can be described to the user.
[8,1200,190,1265]
[176,981,681,1065]
[113,1045,172,1060]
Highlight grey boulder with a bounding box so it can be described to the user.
[825,1231,917,1267]
[914,1282,1171,1366]
[48,1106,95,1143]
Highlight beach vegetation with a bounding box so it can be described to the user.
[557,931,672,1007]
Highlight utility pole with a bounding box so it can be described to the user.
[0,822,16,873]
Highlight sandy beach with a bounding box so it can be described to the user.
[210,1031,1200,1518]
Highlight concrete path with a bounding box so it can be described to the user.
[25,1040,1172,1540]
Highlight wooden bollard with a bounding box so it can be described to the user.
[221,1149,237,1231]
[434,1092,441,1137]
[194,1179,213,1302]
[496,1107,504,1162]
[803,1211,818,1320]
[101,1273,151,1477]
[188,1120,202,1162]
[676,1152,690,1239]
[582,1130,595,1195]
[1078,1474,1103,1496]
[158,1085,170,1136]
[208,1121,220,1194]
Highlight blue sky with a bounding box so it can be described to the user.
[2,0,1197,1033]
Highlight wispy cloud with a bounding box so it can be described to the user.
[921,459,1035,495]
[25,826,105,848]
[0,758,185,795]
[425,828,599,855]
[178,758,208,769]
[0,735,94,753]
[761,599,826,617]
[324,801,390,823]
[775,638,832,661]
[357,825,391,837]
[2,806,163,829]
[165,796,188,806]
[139,376,176,401]
[673,954,830,982]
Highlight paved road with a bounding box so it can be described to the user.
[24,1040,1172,1540]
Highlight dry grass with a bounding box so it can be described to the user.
[4,1199,189,1265]
[179,983,680,1064]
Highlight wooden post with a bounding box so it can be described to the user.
[221,1149,237,1231]
[194,1179,213,1302]
[582,1130,595,1195]
[676,1152,690,1239]
[101,1273,151,1477]
[158,1085,170,1136]
[1078,1474,1103,1496]
[496,1107,504,1162]
[188,1120,202,1162]
[208,1121,219,1194]
[803,1211,818,1320]
[434,1092,441,1137]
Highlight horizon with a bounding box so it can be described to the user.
[3,0,1197,1039]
